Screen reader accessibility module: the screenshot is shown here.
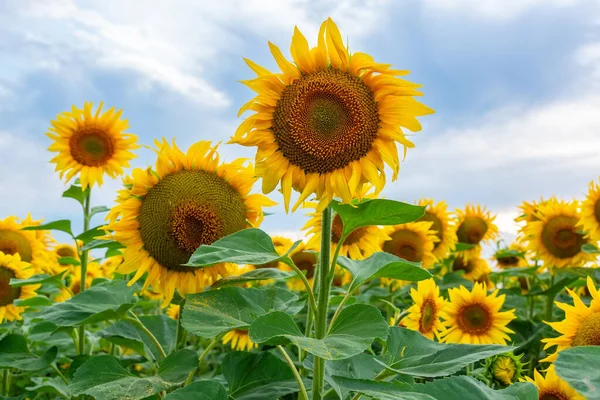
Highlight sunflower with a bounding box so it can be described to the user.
[515,197,558,243]
[417,199,458,260]
[46,102,139,190]
[0,252,39,323]
[581,179,600,242]
[381,222,438,268]
[68,261,102,295]
[281,242,318,291]
[245,236,294,275]
[99,255,124,279]
[524,200,594,269]
[542,276,600,362]
[484,353,525,387]
[222,329,257,351]
[454,205,499,258]
[166,304,180,320]
[439,282,515,345]
[492,243,528,269]
[451,254,490,282]
[53,287,72,303]
[0,215,54,274]
[230,18,433,212]
[402,278,447,340]
[52,242,81,274]
[524,366,584,400]
[106,140,275,306]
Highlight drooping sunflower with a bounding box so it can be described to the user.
[106,140,275,306]
[454,205,499,258]
[46,102,139,190]
[0,252,39,323]
[402,278,447,340]
[524,200,594,269]
[0,215,54,274]
[381,222,438,268]
[230,18,433,212]
[222,329,257,351]
[492,243,528,269]
[581,179,600,242]
[417,199,458,260]
[542,276,600,363]
[451,254,490,282]
[439,282,515,345]
[281,242,318,291]
[524,366,584,400]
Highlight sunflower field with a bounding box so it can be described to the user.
[2,17,600,400]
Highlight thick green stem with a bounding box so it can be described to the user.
[176,300,187,350]
[312,206,332,400]
[283,259,318,319]
[545,273,556,322]
[2,369,10,396]
[126,312,167,359]
[78,190,91,355]
[278,345,309,400]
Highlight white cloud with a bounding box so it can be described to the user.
[423,0,582,20]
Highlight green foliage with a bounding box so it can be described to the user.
[555,346,600,400]
[213,268,294,288]
[0,334,57,371]
[62,185,89,207]
[22,220,73,236]
[164,380,228,400]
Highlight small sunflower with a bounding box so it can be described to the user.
[439,282,515,345]
[524,366,584,400]
[417,199,458,260]
[222,329,257,351]
[46,102,139,190]
[281,242,318,291]
[542,276,600,362]
[492,243,528,269]
[106,140,275,306]
[454,205,499,258]
[402,278,447,340]
[483,352,525,387]
[166,304,180,320]
[0,252,39,323]
[68,261,102,295]
[99,255,124,279]
[451,254,490,282]
[0,215,54,274]
[53,287,72,303]
[581,179,600,242]
[524,200,594,269]
[230,18,433,212]
[381,222,438,268]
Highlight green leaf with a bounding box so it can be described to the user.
[32,280,137,327]
[331,199,425,237]
[80,239,125,252]
[0,334,57,371]
[380,327,511,377]
[26,376,70,399]
[69,355,170,400]
[555,346,600,400]
[222,351,300,400]
[411,376,538,400]
[454,243,476,251]
[22,220,73,236]
[90,205,110,218]
[182,286,301,338]
[213,268,295,288]
[526,277,578,298]
[337,252,432,292]
[10,271,66,288]
[187,228,300,267]
[582,243,600,254]
[62,185,89,206]
[75,225,105,244]
[158,349,198,383]
[58,256,80,266]
[164,380,228,400]
[250,304,388,360]
[14,295,53,307]
[331,377,434,400]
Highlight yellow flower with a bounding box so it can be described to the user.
[0,215,54,274]
[524,200,594,269]
[222,329,257,351]
[439,282,515,345]
[0,252,39,323]
[523,366,584,400]
[417,199,458,260]
[245,236,295,281]
[492,243,528,269]
[485,353,525,386]
[542,276,600,363]
[381,222,438,268]
[581,179,600,242]
[451,254,491,282]
[281,242,318,291]
[53,287,72,303]
[402,278,447,340]
[106,139,275,306]
[68,261,102,295]
[230,18,433,212]
[100,255,124,279]
[46,102,139,190]
[166,304,180,320]
[455,205,499,258]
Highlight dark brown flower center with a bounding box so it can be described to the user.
[292,251,317,279]
[456,216,488,245]
[541,216,586,259]
[452,257,475,274]
[383,229,423,262]
[572,312,600,347]
[418,211,444,248]
[594,198,600,224]
[419,298,436,333]
[0,231,33,262]
[457,303,492,334]
[272,68,379,174]
[56,246,77,258]
[539,391,567,400]
[69,126,115,166]
[0,266,20,307]
[497,256,519,268]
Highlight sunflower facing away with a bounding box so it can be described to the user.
[524,366,584,400]
[455,205,499,258]
[230,18,433,212]
[524,200,594,269]
[281,242,318,291]
[381,222,438,268]
[402,278,447,340]
[439,282,515,345]
[542,276,600,363]
[580,178,600,242]
[417,198,458,260]
[222,329,257,352]
[106,140,275,306]
[47,102,139,190]
[0,215,53,274]
[0,252,39,323]
[451,254,491,282]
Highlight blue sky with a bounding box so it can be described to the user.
[1,0,599,247]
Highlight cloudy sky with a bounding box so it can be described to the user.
[1,0,599,247]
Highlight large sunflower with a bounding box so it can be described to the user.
[106,140,275,306]
[0,215,53,274]
[581,179,600,242]
[281,242,318,291]
[222,329,257,351]
[439,283,515,345]
[0,252,39,323]
[47,102,139,190]
[381,222,438,268]
[542,276,600,362]
[417,198,458,260]
[454,205,498,258]
[402,278,447,340]
[524,200,594,269]
[230,18,433,212]
[515,197,557,243]
[524,366,584,400]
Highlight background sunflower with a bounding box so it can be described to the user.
[0,215,54,274]
[381,221,438,268]
[417,198,458,261]
[0,252,39,323]
[402,278,447,340]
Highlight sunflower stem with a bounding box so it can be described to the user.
[176,300,186,350]
[545,273,556,322]
[2,369,10,396]
[78,189,92,355]
[126,311,167,359]
[327,290,352,335]
[278,345,309,400]
[283,259,318,319]
[312,206,332,400]
[51,364,69,385]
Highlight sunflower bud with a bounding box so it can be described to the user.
[484,352,525,386]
